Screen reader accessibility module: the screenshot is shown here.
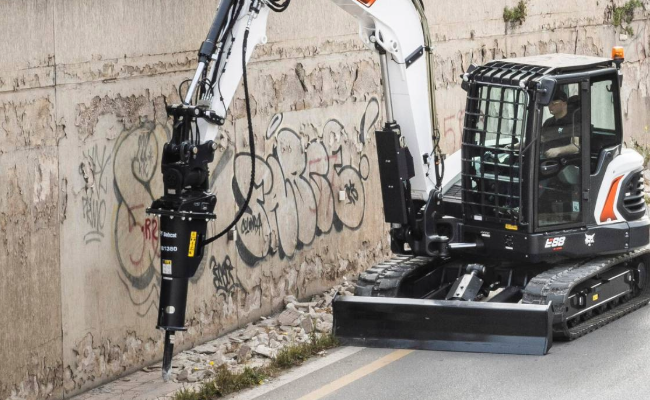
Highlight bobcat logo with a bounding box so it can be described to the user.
[585,233,595,247]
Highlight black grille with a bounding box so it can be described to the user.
[623,173,646,217]
[470,61,551,87]
[461,84,530,224]
[445,182,462,199]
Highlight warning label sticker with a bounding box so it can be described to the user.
[162,260,172,275]
[188,231,198,257]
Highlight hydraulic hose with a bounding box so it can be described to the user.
[203,0,291,247]
[203,27,255,247]
[411,0,444,188]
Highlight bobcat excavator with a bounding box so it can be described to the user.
[146,0,650,379]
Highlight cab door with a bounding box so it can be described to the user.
[587,72,624,225]
[535,78,590,231]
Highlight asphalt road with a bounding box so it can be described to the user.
[231,305,650,400]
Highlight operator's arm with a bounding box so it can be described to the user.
[544,136,580,158]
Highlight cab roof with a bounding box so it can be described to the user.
[495,53,612,73]
[467,53,614,87]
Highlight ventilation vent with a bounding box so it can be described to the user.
[622,173,646,220]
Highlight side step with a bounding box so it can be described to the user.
[333,296,553,356]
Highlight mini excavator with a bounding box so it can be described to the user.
[146,0,650,379]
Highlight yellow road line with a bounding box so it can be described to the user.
[297,349,414,400]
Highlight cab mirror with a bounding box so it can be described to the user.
[536,78,557,106]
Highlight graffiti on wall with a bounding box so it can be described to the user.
[232,98,379,266]
[80,144,111,244]
[110,121,212,315]
[83,97,378,312]
[211,256,245,298]
[112,122,166,316]
[442,109,466,153]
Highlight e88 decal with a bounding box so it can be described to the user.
[545,237,566,249]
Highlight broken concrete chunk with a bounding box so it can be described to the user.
[254,345,276,359]
[248,338,260,350]
[316,321,333,333]
[294,301,318,308]
[322,294,334,307]
[177,369,189,382]
[258,317,279,327]
[193,344,218,355]
[278,309,302,326]
[187,355,201,363]
[309,307,321,320]
[279,325,293,333]
[300,317,314,333]
[237,345,251,363]
[257,332,269,344]
[208,353,226,367]
[240,325,259,341]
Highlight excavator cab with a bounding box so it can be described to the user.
[457,54,648,262]
[334,53,650,356]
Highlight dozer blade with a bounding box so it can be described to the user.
[333,296,553,356]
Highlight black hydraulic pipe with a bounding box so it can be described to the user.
[199,0,238,63]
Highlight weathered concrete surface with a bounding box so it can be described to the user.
[0,1,62,399]
[2,0,650,399]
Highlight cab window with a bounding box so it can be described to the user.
[590,78,620,173]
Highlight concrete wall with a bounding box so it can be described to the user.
[1,0,649,398]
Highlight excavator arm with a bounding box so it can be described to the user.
[192,0,442,199]
[149,0,449,378]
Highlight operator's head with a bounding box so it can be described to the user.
[548,90,568,119]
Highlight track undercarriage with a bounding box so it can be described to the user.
[333,246,650,354]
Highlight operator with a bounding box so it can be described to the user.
[538,87,582,224]
[540,89,581,159]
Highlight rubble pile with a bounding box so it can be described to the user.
[156,278,356,384]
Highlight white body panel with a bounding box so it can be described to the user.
[333,0,436,200]
[441,149,462,194]
[593,148,644,225]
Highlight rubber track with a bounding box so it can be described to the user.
[566,290,650,340]
[354,256,434,297]
[523,245,650,340]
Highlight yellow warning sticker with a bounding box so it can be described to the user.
[188,231,197,257]
[162,260,172,275]
[505,224,518,231]
[593,294,599,302]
